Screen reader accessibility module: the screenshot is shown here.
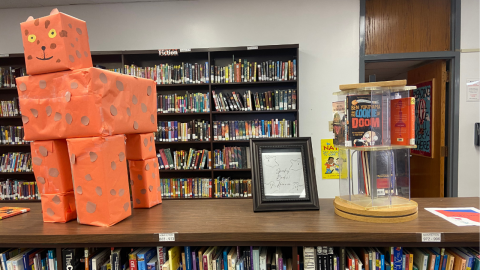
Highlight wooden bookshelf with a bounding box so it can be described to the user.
[0,44,299,201]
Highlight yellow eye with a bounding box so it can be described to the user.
[48,29,56,38]
[27,34,36,43]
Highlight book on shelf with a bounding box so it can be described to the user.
[1,126,28,145]
[62,248,84,270]
[213,177,252,198]
[160,178,212,198]
[213,119,297,141]
[157,148,211,170]
[0,180,38,200]
[0,99,20,117]
[212,90,296,112]
[0,67,26,88]
[211,58,296,83]
[332,101,346,146]
[0,206,30,220]
[137,249,156,270]
[158,93,210,114]
[0,152,32,173]
[390,97,415,146]
[345,95,383,147]
[124,62,209,85]
[155,121,211,142]
[213,146,251,170]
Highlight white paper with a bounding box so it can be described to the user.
[262,152,305,197]
[425,207,480,226]
[421,233,441,242]
[466,79,480,102]
[158,233,176,242]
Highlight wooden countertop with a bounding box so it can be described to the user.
[0,197,478,246]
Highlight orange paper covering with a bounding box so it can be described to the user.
[67,134,131,227]
[31,139,73,194]
[16,68,157,141]
[128,158,162,209]
[40,191,76,223]
[125,133,156,160]
[20,11,92,75]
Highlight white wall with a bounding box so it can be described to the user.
[458,0,480,197]
[0,0,360,198]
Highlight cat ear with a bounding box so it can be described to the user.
[26,16,34,22]
[50,8,59,15]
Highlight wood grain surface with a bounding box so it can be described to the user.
[0,197,478,246]
[365,0,451,54]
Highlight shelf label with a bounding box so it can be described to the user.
[247,46,258,50]
[0,54,9,58]
[377,189,385,196]
[158,49,179,56]
[158,233,176,242]
[180,48,191,52]
[422,233,441,242]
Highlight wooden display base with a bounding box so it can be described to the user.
[333,196,418,223]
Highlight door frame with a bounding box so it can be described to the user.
[359,0,461,197]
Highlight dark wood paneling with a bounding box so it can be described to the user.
[365,0,451,54]
[0,197,478,246]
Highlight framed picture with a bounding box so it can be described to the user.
[250,137,319,212]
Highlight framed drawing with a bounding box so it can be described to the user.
[250,137,319,212]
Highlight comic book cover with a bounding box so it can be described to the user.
[346,95,383,147]
[321,139,339,179]
[332,101,346,146]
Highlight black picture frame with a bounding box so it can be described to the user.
[250,137,319,212]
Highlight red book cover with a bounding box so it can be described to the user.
[159,149,169,169]
[235,64,241,82]
[391,97,415,146]
[0,206,30,220]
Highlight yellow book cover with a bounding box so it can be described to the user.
[168,247,181,270]
[321,139,340,179]
[409,254,413,270]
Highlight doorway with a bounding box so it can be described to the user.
[365,60,449,197]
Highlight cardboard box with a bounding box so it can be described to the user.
[40,191,76,223]
[20,9,93,75]
[67,134,131,227]
[125,133,156,160]
[128,158,162,208]
[31,139,73,194]
[17,67,157,141]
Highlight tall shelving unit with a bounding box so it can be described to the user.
[0,44,299,202]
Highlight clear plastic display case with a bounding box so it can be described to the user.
[333,84,417,209]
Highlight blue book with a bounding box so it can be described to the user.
[261,120,265,137]
[375,248,384,270]
[427,248,440,270]
[223,247,231,270]
[137,248,156,270]
[185,247,192,270]
[394,247,403,270]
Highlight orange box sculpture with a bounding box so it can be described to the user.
[128,158,162,209]
[17,9,160,227]
[67,135,132,226]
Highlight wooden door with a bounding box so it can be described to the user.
[407,60,447,197]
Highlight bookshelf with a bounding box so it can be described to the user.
[0,44,299,201]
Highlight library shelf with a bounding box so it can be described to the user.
[158,169,211,173]
[0,172,34,175]
[162,197,251,200]
[0,197,477,246]
[212,169,251,172]
[0,199,40,203]
[212,140,250,143]
[0,116,21,119]
[211,80,297,86]
[155,141,211,144]
[157,112,211,116]
[0,87,17,91]
[212,110,297,114]
[0,144,30,147]
[157,84,209,88]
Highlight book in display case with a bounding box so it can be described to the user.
[331,80,418,223]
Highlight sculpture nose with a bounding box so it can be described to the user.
[41,46,46,51]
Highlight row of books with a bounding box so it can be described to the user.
[157,148,211,170]
[158,93,210,114]
[0,248,57,270]
[211,59,297,83]
[124,62,210,84]
[0,99,20,117]
[0,126,28,145]
[212,90,296,112]
[0,180,39,200]
[333,96,416,147]
[302,246,480,270]
[213,120,298,141]
[160,178,253,199]
[0,67,26,88]
[213,146,251,170]
[0,152,32,172]
[155,120,211,142]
